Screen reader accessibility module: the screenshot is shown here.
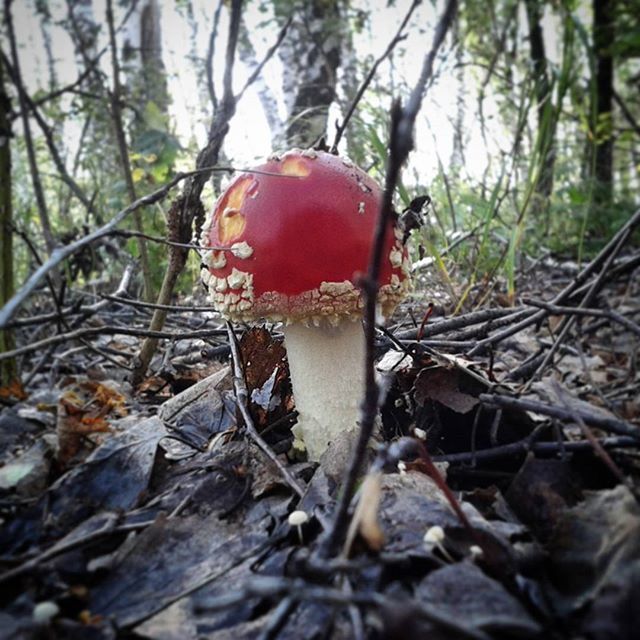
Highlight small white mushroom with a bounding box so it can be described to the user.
[288,510,310,544]
[469,545,484,561]
[423,525,445,545]
[414,427,427,440]
[33,601,60,624]
[423,525,454,562]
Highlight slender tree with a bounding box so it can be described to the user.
[591,0,615,205]
[0,56,17,386]
[4,0,56,258]
[131,0,243,385]
[106,0,154,301]
[276,0,342,147]
[524,0,556,212]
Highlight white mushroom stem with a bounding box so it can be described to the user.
[283,320,365,461]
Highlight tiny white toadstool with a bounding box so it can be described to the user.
[33,601,60,624]
[423,525,454,562]
[469,544,483,561]
[202,149,410,460]
[288,509,310,544]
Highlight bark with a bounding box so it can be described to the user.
[106,0,154,301]
[4,0,56,258]
[131,0,243,385]
[238,15,284,146]
[277,0,342,148]
[591,0,615,204]
[450,12,465,171]
[34,0,58,92]
[524,0,556,211]
[0,58,17,385]
[122,0,169,124]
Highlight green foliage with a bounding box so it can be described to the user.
[4,0,639,305]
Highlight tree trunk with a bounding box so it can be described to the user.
[4,0,56,258]
[450,12,465,172]
[122,0,169,125]
[277,0,342,148]
[106,0,154,301]
[0,58,17,386]
[591,0,615,205]
[238,16,284,146]
[130,0,243,385]
[524,0,556,213]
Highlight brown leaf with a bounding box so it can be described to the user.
[239,327,292,428]
[0,378,28,401]
[414,367,479,414]
[56,380,126,465]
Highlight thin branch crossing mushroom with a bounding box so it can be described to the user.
[201,149,410,460]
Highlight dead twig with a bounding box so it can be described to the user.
[225,322,308,503]
[523,298,640,338]
[235,15,293,102]
[0,514,152,586]
[194,576,490,640]
[322,0,458,559]
[467,207,640,357]
[330,0,421,153]
[550,379,629,487]
[0,167,226,330]
[0,325,227,361]
[479,393,640,440]
[434,435,637,465]
[395,306,525,340]
[526,226,636,385]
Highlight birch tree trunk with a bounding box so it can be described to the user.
[121,0,169,126]
[276,0,342,148]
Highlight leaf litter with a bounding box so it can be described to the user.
[1,253,640,639]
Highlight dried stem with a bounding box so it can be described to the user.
[479,393,640,440]
[322,0,458,559]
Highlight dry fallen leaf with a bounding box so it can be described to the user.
[239,327,293,428]
[414,367,479,414]
[56,380,127,465]
[0,378,28,401]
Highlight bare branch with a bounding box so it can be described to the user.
[225,322,310,503]
[322,0,458,558]
[330,0,420,154]
[0,169,207,329]
[0,324,227,362]
[235,15,293,102]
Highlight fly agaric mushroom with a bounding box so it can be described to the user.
[201,149,410,460]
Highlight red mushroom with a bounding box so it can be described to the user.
[201,149,410,460]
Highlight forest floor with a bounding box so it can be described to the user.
[1,238,639,639]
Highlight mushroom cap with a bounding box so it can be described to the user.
[201,149,410,325]
[287,510,310,527]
